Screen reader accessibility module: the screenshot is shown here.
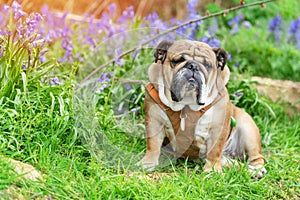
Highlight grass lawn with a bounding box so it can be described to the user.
[0,0,300,199]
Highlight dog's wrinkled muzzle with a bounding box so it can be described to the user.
[170,61,206,105]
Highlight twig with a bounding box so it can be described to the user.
[117,78,146,85]
[80,0,276,85]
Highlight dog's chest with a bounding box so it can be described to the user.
[161,105,214,158]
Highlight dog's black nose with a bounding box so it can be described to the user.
[186,62,199,71]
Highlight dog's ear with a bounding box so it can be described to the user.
[212,47,227,70]
[154,40,173,64]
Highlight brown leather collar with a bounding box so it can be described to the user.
[145,82,223,134]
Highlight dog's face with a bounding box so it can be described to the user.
[149,40,229,111]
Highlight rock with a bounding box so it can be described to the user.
[7,158,42,181]
[251,76,300,116]
[0,156,43,199]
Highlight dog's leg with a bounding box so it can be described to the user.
[233,106,267,178]
[137,102,165,171]
[137,134,164,171]
[204,99,232,172]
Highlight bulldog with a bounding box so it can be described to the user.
[137,39,267,178]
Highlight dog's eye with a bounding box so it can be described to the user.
[170,56,185,67]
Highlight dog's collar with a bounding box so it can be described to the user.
[145,82,224,132]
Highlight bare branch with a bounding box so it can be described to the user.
[80,0,276,85]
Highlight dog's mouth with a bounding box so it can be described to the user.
[170,67,206,106]
[186,77,198,90]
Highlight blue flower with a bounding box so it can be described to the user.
[12,1,27,20]
[114,48,125,66]
[94,72,114,92]
[50,77,62,86]
[230,24,239,35]
[200,36,221,47]
[228,14,244,26]
[242,21,252,29]
[287,18,300,48]
[187,0,198,14]
[268,15,281,40]
[117,6,135,24]
[288,18,300,36]
[268,15,281,32]
[125,83,131,90]
[208,18,219,36]
[228,14,245,35]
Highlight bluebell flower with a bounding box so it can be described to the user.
[228,14,245,35]
[200,36,221,47]
[234,62,239,68]
[227,53,232,60]
[114,48,125,66]
[94,72,114,92]
[107,3,117,18]
[143,12,167,30]
[208,18,219,36]
[268,15,281,32]
[230,24,239,35]
[129,107,141,113]
[117,6,135,24]
[2,4,10,13]
[289,18,300,36]
[12,1,27,20]
[187,0,198,14]
[228,14,244,26]
[268,15,281,40]
[287,18,300,47]
[50,77,62,86]
[125,83,131,90]
[242,21,252,29]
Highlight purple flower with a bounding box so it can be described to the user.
[228,14,245,35]
[242,21,252,29]
[94,72,113,92]
[117,6,135,24]
[227,53,232,60]
[208,18,219,36]
[107,4,117,18]
[12,1,27,20]
[114,48,125,66]
[228,14,244,26]
[268,15,281,32]
[143,12,167,30]
[287,18,300,48]
[230,24,239,35]
[50,77,61,86]
[232,91,243,98]
[125,83,131,90]
[288,18,300,36]
[234,62,239,68]
[129,107,141,113]
[268,15,281,40]
[2,4,10,13]
[200,36,221,47]
[187,0,198,14]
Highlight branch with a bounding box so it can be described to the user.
[116,78,146,85]
[80,0,276,84]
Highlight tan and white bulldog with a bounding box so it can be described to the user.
[138,39,267,178]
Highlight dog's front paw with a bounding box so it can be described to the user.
[204,161,222,173]
[249,165,267,178]
[136,157,158,171]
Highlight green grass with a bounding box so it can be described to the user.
[0,53,299,199]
